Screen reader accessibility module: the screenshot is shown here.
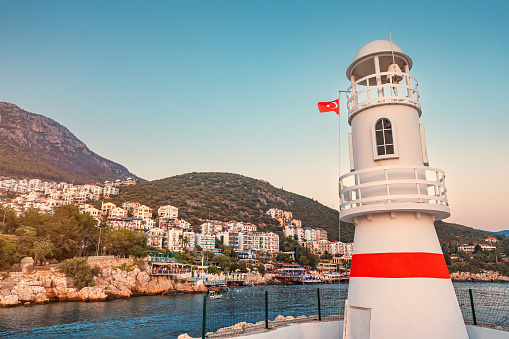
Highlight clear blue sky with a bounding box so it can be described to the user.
[0,0,507,231]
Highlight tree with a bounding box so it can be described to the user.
[321,251,333,260]
[457,250,472,261]
[0,236,17,270]
[208,266,220,274]
[275,253,293,263]
[31,238,55,265]
[299,255,309,266]
[0,206,21,234]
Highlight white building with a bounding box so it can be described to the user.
[167,228,184,251]
[304,227,317,241]
[183,230,196,250]
[82,207,102,218]
[266,208,285,219]
[158,205,179,219]
[147,227,165,249]
[200,221,226,235]
[110,207,127,218]
[329,241,354,257]
[103,186,119,196]
[196,234,215,251]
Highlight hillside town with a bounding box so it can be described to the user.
[0,177,354,263]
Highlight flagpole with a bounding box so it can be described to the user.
[338,90,342,318]
[337,89,347,317]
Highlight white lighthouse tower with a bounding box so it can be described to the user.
[339,40,468,338]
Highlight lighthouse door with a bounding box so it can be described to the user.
[344,302,371,339]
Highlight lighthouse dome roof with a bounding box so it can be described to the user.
[353,40,403,62]
[346,39,413,80]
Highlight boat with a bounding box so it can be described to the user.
[208,291,222,299]
[303,275,324,284]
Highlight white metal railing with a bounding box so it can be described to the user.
[346,71,421,120]
[339,165,448,212]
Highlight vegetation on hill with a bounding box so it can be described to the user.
[102,172,354,242]
[435,221,497,245]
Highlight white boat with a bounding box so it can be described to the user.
[208,291,222,299]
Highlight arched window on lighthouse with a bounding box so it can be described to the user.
[373,118,398,160]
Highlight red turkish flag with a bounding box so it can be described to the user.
[317,99,339,115]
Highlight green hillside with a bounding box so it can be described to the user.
[102,172,351,241]
[101,172,494,244]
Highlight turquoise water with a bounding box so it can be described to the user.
[0,283,507,338]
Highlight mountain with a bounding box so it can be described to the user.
[0,102,141,183]
[101,172,496,244]
[494,230,509,237]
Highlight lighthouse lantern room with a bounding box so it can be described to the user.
[340,40,468,338]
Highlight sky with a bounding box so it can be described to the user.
[0,1,507,231]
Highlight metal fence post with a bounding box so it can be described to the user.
[317,287,322,321]
[265,291,269,329]
[202,294,207,339]
[469,288,477,325]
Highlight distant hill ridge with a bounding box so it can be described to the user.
[0,102,141,183]
[103,172,496,244]
[495,230,509,237]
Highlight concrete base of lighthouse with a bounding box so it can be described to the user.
[344,212,468,338]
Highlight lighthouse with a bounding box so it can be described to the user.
[339,40,468,338]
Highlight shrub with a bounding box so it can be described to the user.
[60,257,99,289]
[111,263,134,272]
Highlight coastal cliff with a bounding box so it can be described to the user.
[0,257,208,307]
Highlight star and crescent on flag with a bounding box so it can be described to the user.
[317,99,339,115]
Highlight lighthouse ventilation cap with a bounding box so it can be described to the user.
[346,39,413,80]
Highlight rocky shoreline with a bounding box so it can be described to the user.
[0,257,211,307]
[450,271,509,282]
[3,257,509,308]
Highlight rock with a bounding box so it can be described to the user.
[274,315,285,322]
[24,302,31,306]
[137,260,150,272]
[177,334,195,339]
[284,316,295,321]
[78,287,107,301]
[20,257,35,274]
[233,322,247,329]
[136,272,150,286]
[0,295,20,307]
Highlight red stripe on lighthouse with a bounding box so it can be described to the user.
[350,252,450,279]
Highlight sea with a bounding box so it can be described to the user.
[0,282,507,338]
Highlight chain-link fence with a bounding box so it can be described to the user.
[200,285,509,338]
[455,287,509,331]
[201,284,345,338]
